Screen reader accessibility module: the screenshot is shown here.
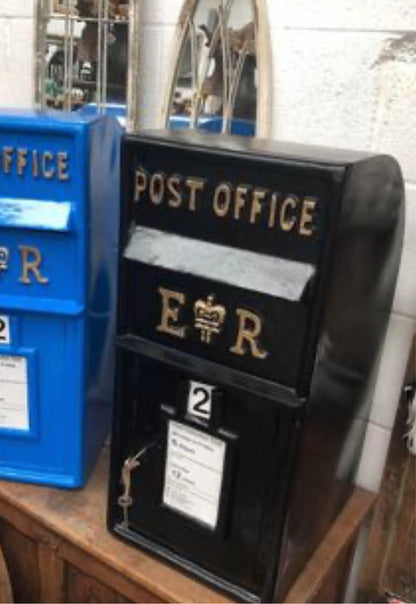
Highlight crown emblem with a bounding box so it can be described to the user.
[194,294,226,344]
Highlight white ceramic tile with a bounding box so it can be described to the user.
[403,184,416,253]
[0,1,35,18]
[373,60,416,183]
[393,249,416,319]
[369,313,415,429]
[280,0,416,31]
[355,422,392,492]
[393,185,416,317]
[0,18,35,108]
[271,30,385,150]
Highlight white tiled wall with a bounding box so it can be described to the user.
[0,0,35,18]
[0,0,415,495]
[283,0,416,31]
[271,30,384,149]
[0,0,35,108]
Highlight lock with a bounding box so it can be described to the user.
[118,442,156,525]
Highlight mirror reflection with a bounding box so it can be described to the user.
[168,0,257,135]
[43,0,129,110]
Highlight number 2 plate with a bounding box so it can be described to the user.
[0,316,11,345]
[187,381,214,421]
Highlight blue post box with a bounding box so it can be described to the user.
[0,110,121,487]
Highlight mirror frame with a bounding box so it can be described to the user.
[159,0,273,137]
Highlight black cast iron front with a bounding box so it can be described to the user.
[108,131,404,602]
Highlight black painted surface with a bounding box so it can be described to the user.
[108,131,404,602]
[121,261,310,388]
[125,140,339,262]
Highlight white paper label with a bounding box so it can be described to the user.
[163,420,226,529]
[187,381,214,421]
[0,356,29,431]
[0,316,11,345]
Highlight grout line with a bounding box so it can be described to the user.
[367,418,397,433]
[0,15,34,19]
[283,26,416,34]
[391,315,416,328]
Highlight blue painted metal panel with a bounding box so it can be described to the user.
[77,103,127,128]
[0,110,121,487]
[169,115,255,136]
[76,105,256,136]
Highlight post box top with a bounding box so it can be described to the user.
[0,108,117,133]
[124,128,392,168]
[123,128,404,264]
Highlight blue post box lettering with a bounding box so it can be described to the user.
[0,110,121,487]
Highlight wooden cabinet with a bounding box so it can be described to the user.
[0,447,231,604]
[0,446,374,603]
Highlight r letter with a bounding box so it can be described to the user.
[230,308,268,359]
[19,245,49,285]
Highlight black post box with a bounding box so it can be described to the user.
[108,131,404,602]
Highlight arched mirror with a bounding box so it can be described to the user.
[162,0,272,136]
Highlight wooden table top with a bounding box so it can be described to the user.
[0,446,375,603]
[0,446,232,604]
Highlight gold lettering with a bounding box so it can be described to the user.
[156,287,186,339]
[32,150,39,178]
[19,246,49,285]
[234,185,248,221]
[167,176,182,208]
[149,173,165,205]
[280,196,298,232]
[3,147,13,174]
[299,198,317,237]
[186,178,205,211]
[42,151,55,179]
[230,309,268,359]
[17,149,28,176]
[57,152,70,181]
[213,183,232,217]
[268,192,278,228]
[134,168,147,201]
[250,189,266,224]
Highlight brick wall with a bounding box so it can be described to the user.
[0,0,415,493]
